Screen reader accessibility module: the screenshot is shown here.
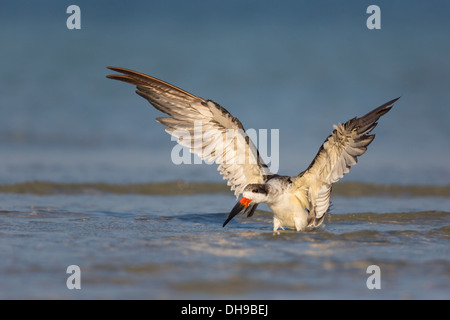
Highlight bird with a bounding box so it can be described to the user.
[106,66,399,232]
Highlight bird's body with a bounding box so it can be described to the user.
[265,176,311,231]
[107,66,399,232]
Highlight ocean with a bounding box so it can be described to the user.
[0,1,449,300]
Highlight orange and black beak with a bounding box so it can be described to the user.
[223,197,252,227]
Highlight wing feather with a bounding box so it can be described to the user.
[294,97,399,223]
[107,67,270,197]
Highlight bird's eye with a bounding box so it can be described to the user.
[252,189,259,193]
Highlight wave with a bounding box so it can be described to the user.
[0,180,449,197]
[327,210,449,224]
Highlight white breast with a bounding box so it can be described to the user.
[268,193,309,231]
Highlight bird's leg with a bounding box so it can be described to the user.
[273,217,284,235]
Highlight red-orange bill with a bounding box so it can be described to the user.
[240,197,252,208]
[222,197,252,227]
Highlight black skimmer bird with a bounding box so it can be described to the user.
[107,67,399,232]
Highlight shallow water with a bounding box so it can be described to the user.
[0,188,449,299]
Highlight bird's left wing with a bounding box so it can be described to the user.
[292,97,399,226]
[106,67,271,197]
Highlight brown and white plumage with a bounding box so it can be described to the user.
[107,66,398,232]
[291,98,398,228]
[106,67,271,199]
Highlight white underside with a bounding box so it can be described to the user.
[268,193,309,232]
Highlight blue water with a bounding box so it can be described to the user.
[0,1,449,300]
[1,0,449,185]
[1,191,448,299]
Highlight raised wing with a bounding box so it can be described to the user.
[106,67,271,197]
[293,97,399,226]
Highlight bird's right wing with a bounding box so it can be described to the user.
[106,67,271,197]
[292,97,399,225]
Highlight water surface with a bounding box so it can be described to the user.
[0,185,448,299]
